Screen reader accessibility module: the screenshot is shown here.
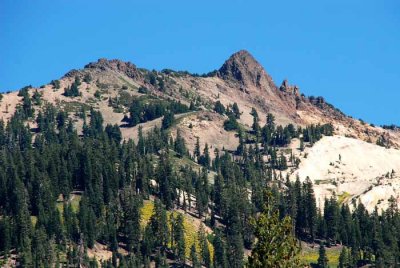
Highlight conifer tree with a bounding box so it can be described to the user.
[248,190,300,268]
[161,111,175,130]
[157,152,176,209]
[173,214,186,266]
[250,108,260,136]
[317,242,329,268]
[198,225,211,268]
[303,177,317,243]
[214,101,226,115]
[194,136,201,162]
[213,230,227,268]
[0,218,11,258]
[150,199,169,249]
[223,114,239,131]
[64,76,81,97]
[338,247,350,268]
[199,143,211,169]
[121,187,141,253]
[232,102,240,119]
[190,243,200,268]
[174,129,187,156]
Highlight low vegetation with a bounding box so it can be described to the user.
[64,76,81,97]
[122,97,193,127]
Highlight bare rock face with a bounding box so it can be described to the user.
[63,69,81,78]
[218,50,277,92]
[216,50,303,124]
[85,58,142,80]
[279,79,300,96]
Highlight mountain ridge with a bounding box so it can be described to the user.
[1,50,399,148]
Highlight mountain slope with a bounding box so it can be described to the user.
[2,50,398,146]
[1,50,400,212]
[292,135,400,211]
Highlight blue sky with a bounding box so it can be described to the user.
[1,0,399,125]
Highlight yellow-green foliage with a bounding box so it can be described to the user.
[56,202,64,223]
[32,194,72,227]
[168,150,199,171]
[338,192,351,204]
[141,200,214,259]
[56,193,82,224]
[70,194,82,212]
[31,215,38,227]
[168,150,216,183]
[141,200,155,224]
[300,245,341,267]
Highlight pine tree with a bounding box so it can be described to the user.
[226,229,244,268]
[174,129,187,156]
[317,242,329,268]
[248,190,300,268]
[105,124,122,143]
[195,169,209,218]
[199,143,210,169]
[213,172,225,216]
[190,243,200,268]
[338,247,350,268]
[121,187,141,253]
[299,138,305,151]
[157,152,176,209]
[223,114,239,131]
[232,102,241,119]
[21,90,35,118]
[266,113,275,131]
[214,101,226,115]
[236,130,245,155]
[198,224,211,268]
[213,230,227,268]
[250,108,260,136]
[174,214,186,266]
[78,195,96,248]
[150,199,169,249]
[32,226,51,267]
[194,137,201,162]
[155,249,168,268]
[278,153,287,170]
[0,217,11,258]
[51,79,61,89]
[303,177,317,243]
[64,76,81,97]
[161,111,175,130]
[32,89,42,105]
[324,196,340,242]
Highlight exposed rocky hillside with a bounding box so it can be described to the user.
[290,135,400,212]
[1,50,400,212]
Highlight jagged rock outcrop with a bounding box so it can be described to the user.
[63,69,81,78]
[218,50,277,92]
[85,58,142,80]
[215,50,302,124]
[279,79,300,96]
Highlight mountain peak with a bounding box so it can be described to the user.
[218,50,276,90]
[228,49,256,60]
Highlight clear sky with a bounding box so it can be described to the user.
[1,0,399,125]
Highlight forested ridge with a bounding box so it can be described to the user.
[0,85,399,268]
